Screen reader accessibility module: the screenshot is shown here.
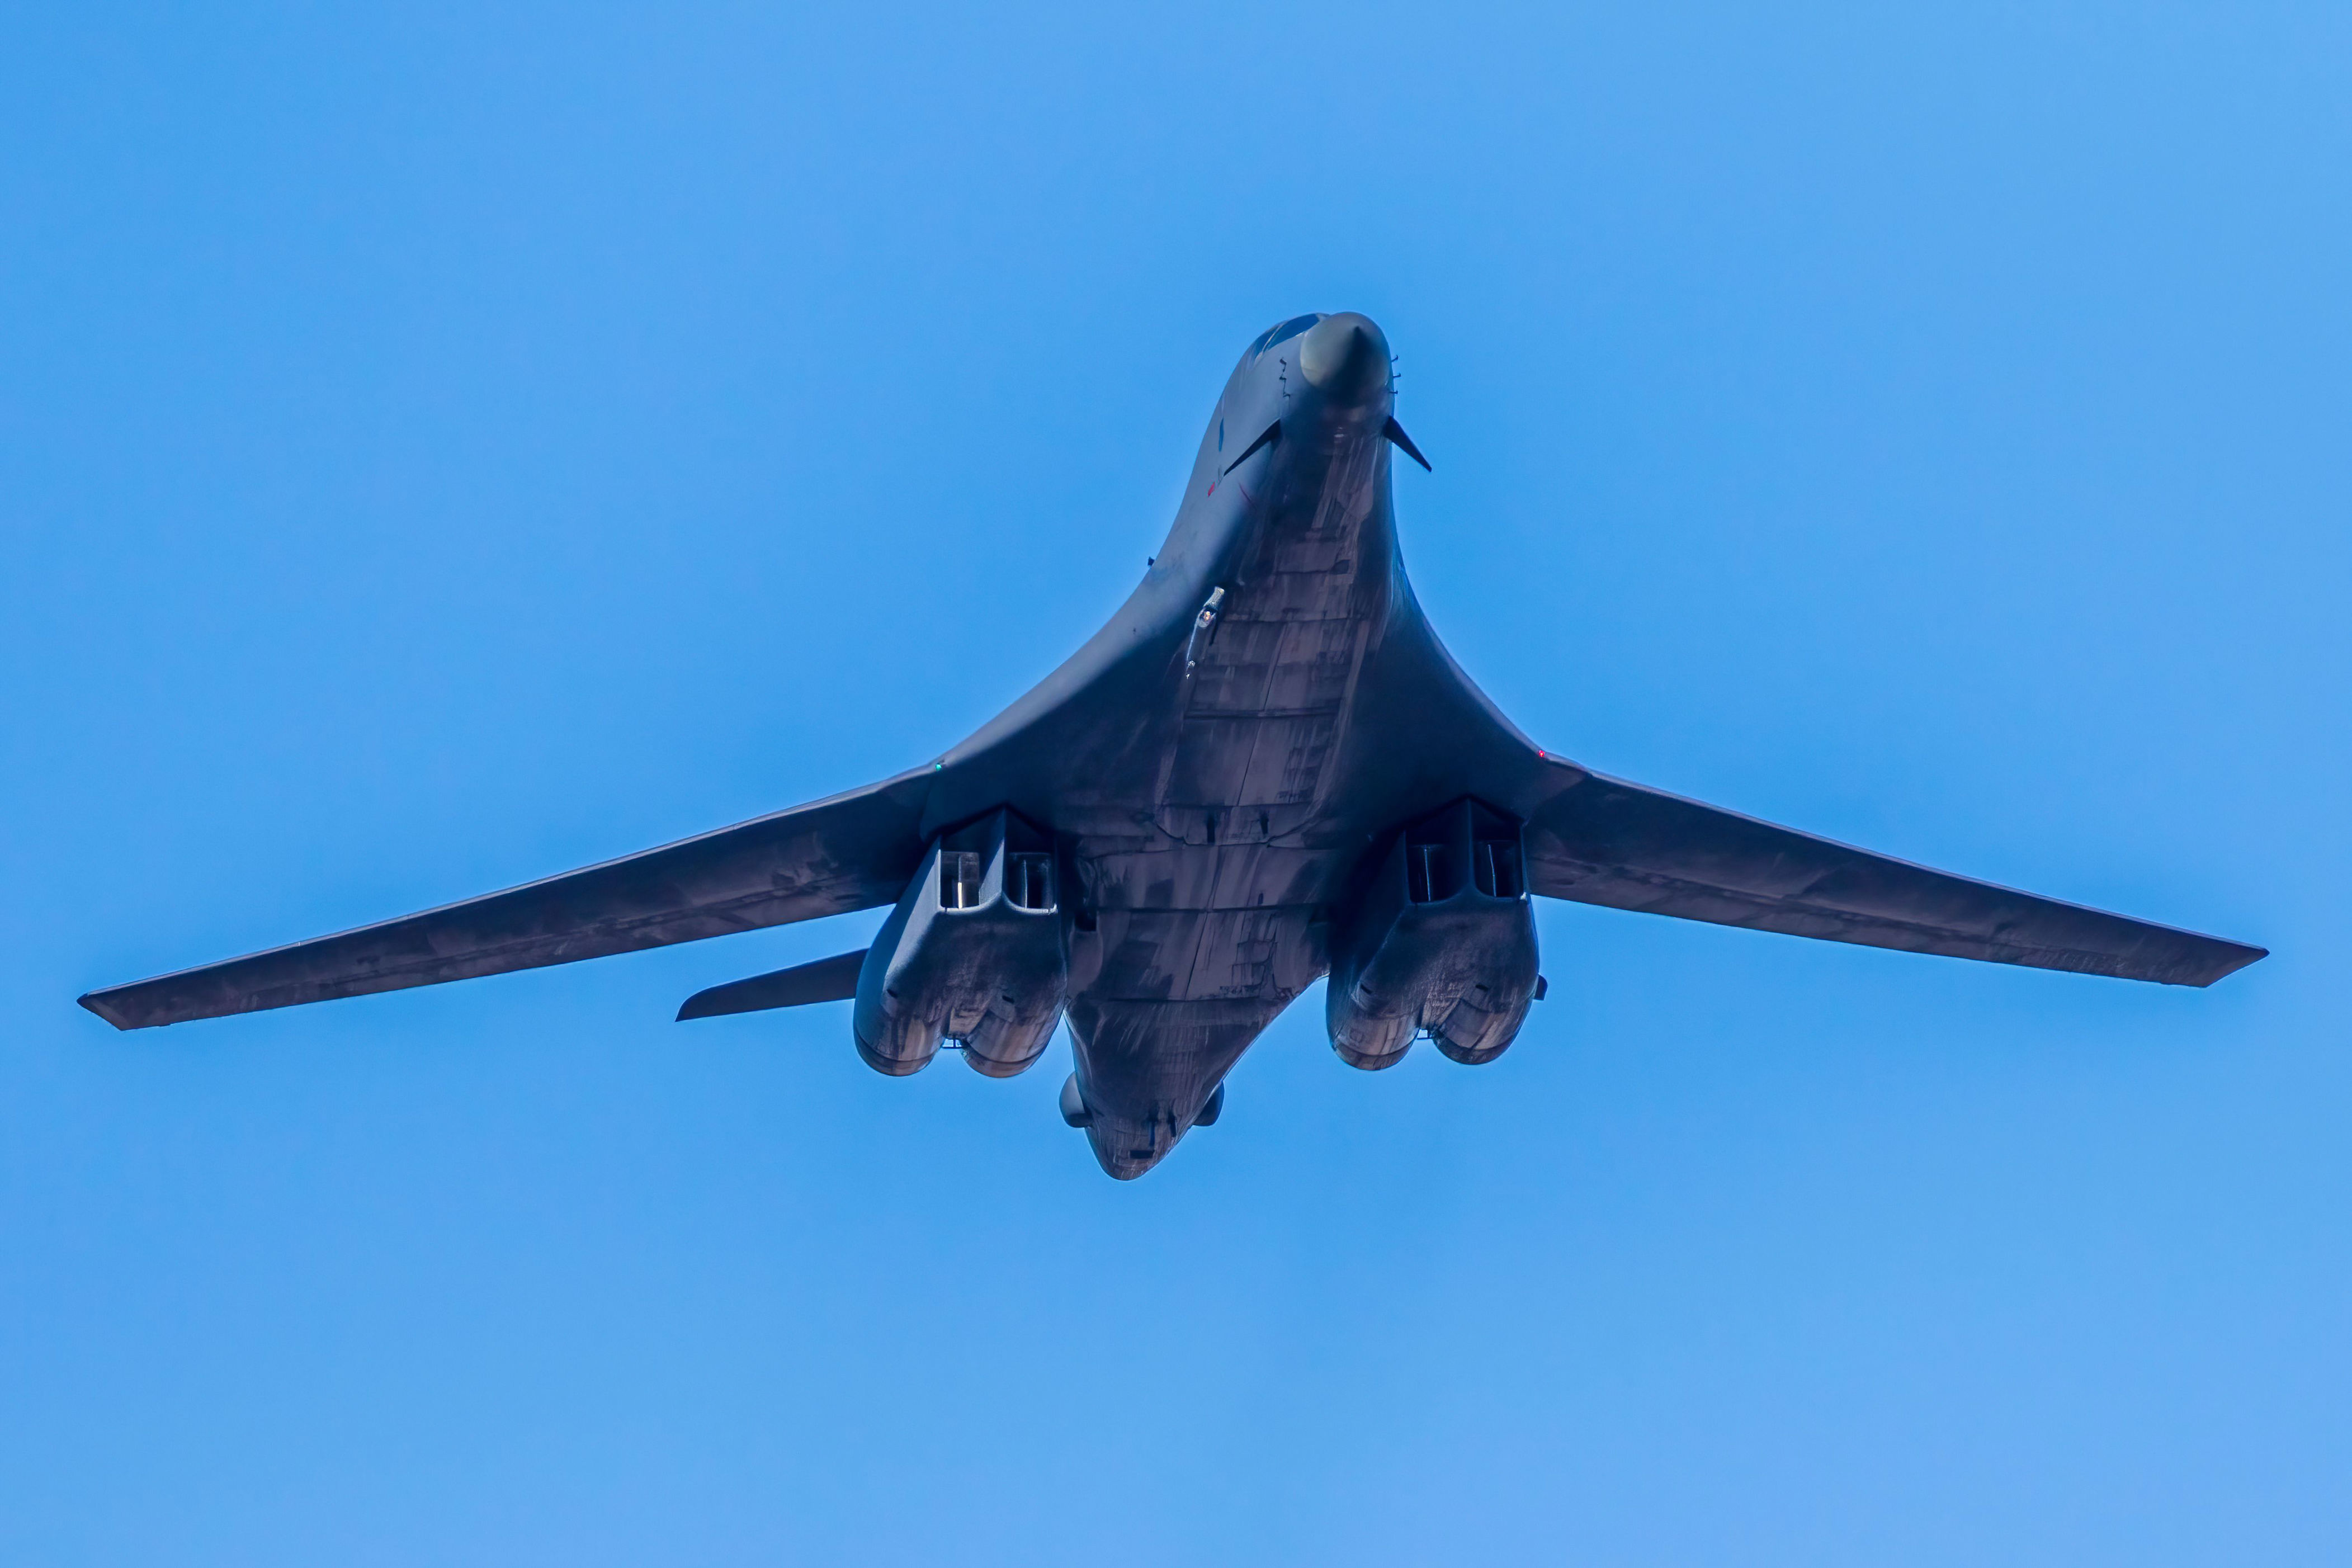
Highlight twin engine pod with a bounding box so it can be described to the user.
[854,809,1066,1079]
[1326,799,1542,1070]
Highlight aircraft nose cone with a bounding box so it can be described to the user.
[1297,312,1391,405]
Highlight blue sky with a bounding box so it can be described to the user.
[4,3,2347,1563]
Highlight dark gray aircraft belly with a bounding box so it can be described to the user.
[1061,422,1390,1170]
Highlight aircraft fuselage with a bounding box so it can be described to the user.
[933,312,1485,1175]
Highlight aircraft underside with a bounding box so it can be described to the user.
[1062,405,1386,1173]
[78,310,2265,1180]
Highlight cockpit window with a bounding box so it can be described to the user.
[1248,314,1322,360]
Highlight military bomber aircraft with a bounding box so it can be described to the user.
[81,311,2266,1178]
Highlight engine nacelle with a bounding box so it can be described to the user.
[1326,799,1540,1069]
[854,809,1066,1078]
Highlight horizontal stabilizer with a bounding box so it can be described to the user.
[1527,769,2265,986]
[677,948,867,1021]
[79,769,934,1030]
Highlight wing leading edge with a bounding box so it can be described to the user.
[1524,768,2264,986]
[79,769,936,1030]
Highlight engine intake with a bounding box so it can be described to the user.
[854,809,1067,1078]
[1326,799,1540,1069]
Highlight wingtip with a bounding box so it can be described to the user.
[2165,941,2268,988]
[77,990,141,1031]
[2204,943,2270,986]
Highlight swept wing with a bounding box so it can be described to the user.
[80,770,934,1029]
[1525,768,2262,986]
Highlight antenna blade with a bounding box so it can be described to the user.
[1383,417,1432,471]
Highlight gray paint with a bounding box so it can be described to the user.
[79,311,2266,1180]
[852,808,1066,1080]
[1326,800,1542,1071]
[674,949,865,1021]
